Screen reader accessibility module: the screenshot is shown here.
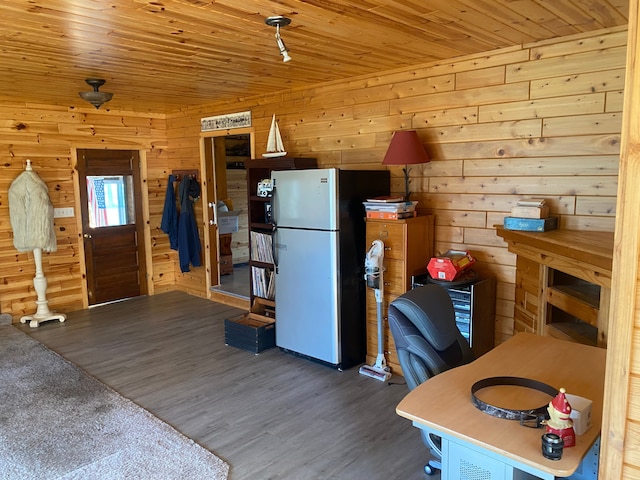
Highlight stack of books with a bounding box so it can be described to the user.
[250,231,274,263]
[504,198,557,232]
[363,196,418,220]
[251,266,275,300]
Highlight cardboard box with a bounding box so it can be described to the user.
[503,216,558,232]
[224,313,275,354]
[427,250,476,281]
[218,211,240,234]
[566,393,592,435]
[510,205,550,219]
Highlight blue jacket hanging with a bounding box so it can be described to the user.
[160,174,178,250]
[177,175,202,272]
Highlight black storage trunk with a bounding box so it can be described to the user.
[224,314,276,354]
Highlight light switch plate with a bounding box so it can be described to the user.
[53,207,75,218]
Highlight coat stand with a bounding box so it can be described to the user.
[19,247,67,328]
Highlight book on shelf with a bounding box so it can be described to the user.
[516,197,546,208]
[365,195,406,203]
[266,270,275,300]
[362,200,418,213]
[250,231,274,263]
[503,216,558,232]
[366,210,417,220]
[251,266,275,300]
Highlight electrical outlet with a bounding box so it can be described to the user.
[54,207,75,218]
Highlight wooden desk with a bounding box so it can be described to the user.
[396,333,605,479]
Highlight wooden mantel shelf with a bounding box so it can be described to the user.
[496,226,614,289]
[496,226,613,347]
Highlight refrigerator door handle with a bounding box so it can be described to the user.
[272,226,279,272]
[271,181,279,272]
[271,180,278,226]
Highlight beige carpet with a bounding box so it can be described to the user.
[0,322,229,480]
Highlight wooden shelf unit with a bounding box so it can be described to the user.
[364,215,434,376]
[245,158,317,320]
[496,226,613,348]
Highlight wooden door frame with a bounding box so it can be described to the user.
[600,6,638,477]
[71,146,153,309]
[199,128,254,306]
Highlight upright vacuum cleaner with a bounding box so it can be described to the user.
[359,240,392,382]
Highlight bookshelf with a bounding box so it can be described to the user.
[245,158,317,320]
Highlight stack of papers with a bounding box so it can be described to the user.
[516,198,546,207]
[363,197,418,220]
[365,196,405,203]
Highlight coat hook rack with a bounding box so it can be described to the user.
[171,169,199,181]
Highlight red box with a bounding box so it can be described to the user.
[427,250,476,281]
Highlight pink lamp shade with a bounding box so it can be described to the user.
[382,130,430,200]
[382,130,430,166]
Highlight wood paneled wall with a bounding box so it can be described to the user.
[1,23,637,479]
[0,27,625,338]
[167,26,625,343]
[0,105,169,316]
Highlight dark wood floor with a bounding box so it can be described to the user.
[19,291,433,480]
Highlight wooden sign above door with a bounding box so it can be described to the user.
[200,111,251,132]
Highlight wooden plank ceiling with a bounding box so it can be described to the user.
[0,0,629,113]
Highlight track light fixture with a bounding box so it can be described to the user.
[265,16,292,63]
[78,78,113,109]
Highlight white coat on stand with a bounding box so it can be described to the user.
[8,159,66,327]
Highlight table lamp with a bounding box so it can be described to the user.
[382,130,430,201]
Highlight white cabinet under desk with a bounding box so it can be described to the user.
[496,226,613,348]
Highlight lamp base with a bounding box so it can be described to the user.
[402,166,411,202]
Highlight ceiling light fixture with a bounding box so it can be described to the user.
[265,16,292,63]
[78,78,113,109]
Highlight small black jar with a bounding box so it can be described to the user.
[541,433,564,460]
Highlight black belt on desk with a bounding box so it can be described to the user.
[471,376,558,428]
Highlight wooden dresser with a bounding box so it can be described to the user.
[365,215,434,375]
[496,226,614,348]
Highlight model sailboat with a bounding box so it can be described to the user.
[262,114,287,158]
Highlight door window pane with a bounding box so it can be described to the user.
[87,176,135,228]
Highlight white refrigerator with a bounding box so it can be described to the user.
[271,168,389,369]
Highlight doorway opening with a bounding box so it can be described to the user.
[202,132,252,301]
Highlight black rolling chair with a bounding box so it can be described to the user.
[388,284,475,475]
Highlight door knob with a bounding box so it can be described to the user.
[83,233,92,239]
